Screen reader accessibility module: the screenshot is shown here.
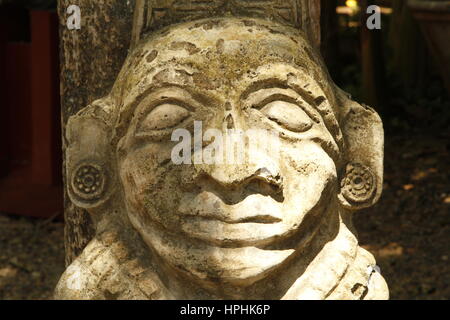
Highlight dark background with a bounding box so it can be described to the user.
[0,0,449,299]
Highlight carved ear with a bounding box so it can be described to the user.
[65,98,115,209]
[335,88,384,210]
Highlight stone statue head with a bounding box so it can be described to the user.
[59,17,387,300]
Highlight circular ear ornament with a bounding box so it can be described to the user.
[340,163,376,205]
[71,163,106,203]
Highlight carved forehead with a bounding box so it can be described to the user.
[110,17,334,106]
[107,17,342,150]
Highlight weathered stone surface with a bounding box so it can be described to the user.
[56,12,388,300]
[131,0,321,49]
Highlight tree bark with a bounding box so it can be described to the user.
[389,0,431,96]
[58,0,136,265]
[360,0,387,111]
[59,0,321,266]
[320,0,339,75]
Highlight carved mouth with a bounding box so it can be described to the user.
[183,213,282,225]
[234,215,282,224]
[180,216,286,247]
[178,191,284,225]
[178,191,286,247]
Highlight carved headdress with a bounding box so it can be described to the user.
[130,0,321,49]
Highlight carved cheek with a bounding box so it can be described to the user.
[281,142,338,223]
[119,145,166,209]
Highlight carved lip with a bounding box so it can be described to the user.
[180,217,286,247]
[178,191,284,225]
[178,191,286,246]
[183,214,281,225]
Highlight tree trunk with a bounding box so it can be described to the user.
[58,0,321,266]
[58,0,136,265]
[389,0,431,97]
[360,0,387,112]
[320,0,339,76]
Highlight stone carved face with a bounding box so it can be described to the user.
[66,18,384,289]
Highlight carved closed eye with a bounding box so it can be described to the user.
[139,103,190,131]
[257,101,313,133]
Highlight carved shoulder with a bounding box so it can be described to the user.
[359,247,389,300]
[54,236,162,300]
[54,238,114,300]
[327,247,389,300]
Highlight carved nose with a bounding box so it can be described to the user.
[223,101,237,130]
[198,161,284,204]
[201,148,282,188]
[225,114,235,129]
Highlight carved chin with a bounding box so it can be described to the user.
[129,212,295,285]
[126,197,331,286]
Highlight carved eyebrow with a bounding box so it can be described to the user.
[133,85,208,115]
[240,78,290,100]
[240,78,323,108]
